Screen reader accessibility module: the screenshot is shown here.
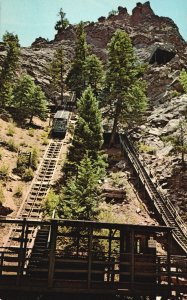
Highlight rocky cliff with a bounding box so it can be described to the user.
[0,1,187,220]
[30,1,187,104]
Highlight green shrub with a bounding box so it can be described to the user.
[138,143,156,154]
[44,190,60,217]
[14,184,23,198]
[22,168,34,181]
[19,141,27,147]
[28,128,35,137]
[7,139,19,152]
[0,183,5,205]
[44,126,50,133]
[17,154,30,169]
[0,165,9,180]
[31,148,39,170]
[6,124,15,136]
[170,90,181,98]
[110,172,124,187]
[0,109,12,122]
[41,132,49,145]
[42,138,49,145]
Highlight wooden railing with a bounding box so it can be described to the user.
[119,134,187,254]
[0,218,187,296]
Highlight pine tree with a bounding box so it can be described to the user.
[49,46,66,105]
[59,153,101,220]
[28,85,48,124]
[66,22,88,98]
[54,8,69,31]
[0,32,20,108]
[66,86,104,172]
[13,74,48,123]
[105,30,147,146]
[179,69,187,94]
[179,69,187,118]
[13,74,34,120]
[83,54,104,96]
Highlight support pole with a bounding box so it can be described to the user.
[88,226,93,289]
[130,229,135,290]
[48,220,58,288]
[17,218,27,285]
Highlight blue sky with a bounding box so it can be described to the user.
[0,0,186,46]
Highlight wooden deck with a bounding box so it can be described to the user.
[0,218,187,298]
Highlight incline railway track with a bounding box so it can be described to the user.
[119,134,187,254]
[1,138,65,273]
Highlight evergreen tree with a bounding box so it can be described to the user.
[49,46,66,105]
[179,69,187,118]
[28,85,48,124]
[54,8,69,31]
[13,74,48,123]
[179,69,187,94]
[166,121,187,165]
[0,32,20,108]
[66,86,104,171]
[66,22,88,98]
[13,74,34,120]
[59,153,101,220]
[105,30,147,146]
[83,54,104,96]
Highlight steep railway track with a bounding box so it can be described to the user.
[119,134,187,254]
[1,139,65,272]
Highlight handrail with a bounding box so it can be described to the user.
[119,133,187,254]
[47,209,56,248]
[127,134,187,236]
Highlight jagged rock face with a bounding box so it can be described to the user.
[132,94,187,220]
[131,1,155,25]
[0,1,184,104]
[53,1,186,104]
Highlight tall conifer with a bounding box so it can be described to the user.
[49,46,66,105]
[66,22,88,98]
[13,74,48,123]
[59,153,101,220]
[0,32,20,108]
[83,54,104,96]
[66,86,104,172]
[105,30,147,146]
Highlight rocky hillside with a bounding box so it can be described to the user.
[0,1,187,221]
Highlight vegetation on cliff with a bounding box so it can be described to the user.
[104,30,147,146]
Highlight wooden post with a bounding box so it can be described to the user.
[130,229,135,289]
[87,226,93,289]
[143,179,146,200]
[0,252,4,275]
[167,230,172,295]
[137,169,140,191]
[22,221,29,275]
[17,218,27,285]
[48,220,58,288]
[28,152,31,167]
[108,229,112,282]
[157,256,161,285]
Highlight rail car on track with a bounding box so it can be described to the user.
[52,110,70,137]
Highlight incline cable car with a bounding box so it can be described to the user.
[52,110,70,137]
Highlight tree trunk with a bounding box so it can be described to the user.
[29,114,33,125]
[109,98,122,148]
[60,64,64,106]
[180,123,185,165]
[109,115,118,148]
